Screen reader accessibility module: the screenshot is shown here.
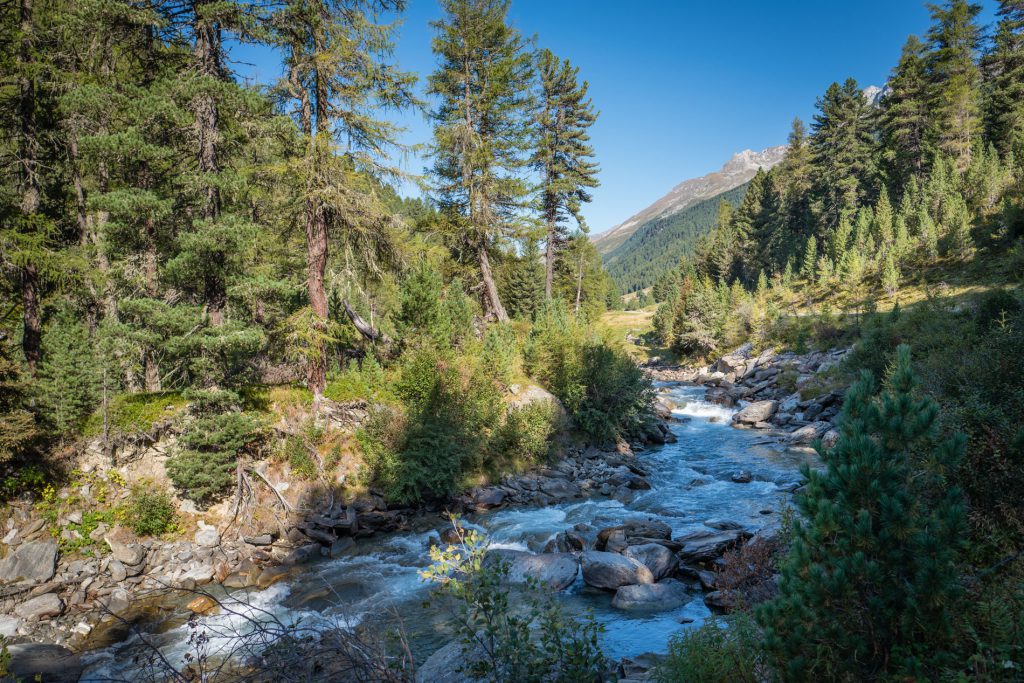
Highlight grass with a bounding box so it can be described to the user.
[600,306,661,361]
[82,391,188,438]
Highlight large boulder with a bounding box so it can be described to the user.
[732,400,778,425]
[415,640,479,683]
[507,383,567,421]
[787,421,832,444]
[623,543,678,581]
[677,529,751,564]
[0,539,57,585]
[485,549,579,591]
[581,551,654,590]
[612,579,688,611]
[7,643,82,683]
[105,537,146,566]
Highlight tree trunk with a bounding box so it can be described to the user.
[17,0,41,374]
[574,254,584,315]
[193,1,225,325]
[305,198,329,401]
[544,217,556,300]
[478,244,509,323]
[143,215,161,391]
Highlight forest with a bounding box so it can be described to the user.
[0,0,1023,682]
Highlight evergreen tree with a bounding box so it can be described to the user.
[810,78,877,233]
[34,314,99,436]
[984,1,1024,156]
[429,0,533,323]
[272,0,417,400]
[531,48,600,300]
[779,117,814,252]
[503,241,544,319]
[880,36,933,186]
[758,346,966,680]
[731,167,767,281]
[801,235,818,280]
[927,0,984,171]
[882,252,901,296]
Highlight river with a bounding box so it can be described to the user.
[80,383,816,680]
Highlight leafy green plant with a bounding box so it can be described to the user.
[655,614,768,683]
[422,520,608,682]
[126,485,177,536]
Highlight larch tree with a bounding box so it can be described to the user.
[428,0,533,323]
[926,0,983,171]
[272,0,417,401]
[531,47,599,300]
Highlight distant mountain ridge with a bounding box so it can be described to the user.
[593,145,787,256]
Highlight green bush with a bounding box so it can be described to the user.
[655,614,767,683]
[491,402,557,471]
[126,485,176,536]
[324,355,386,403]
[166,390,260,505]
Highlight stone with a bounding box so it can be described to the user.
[538,477,581,500]
[0,614,20,637]
[731,471,753,483]
[7,643,82,683]
[194,527,220,548]
[472,487,506,509]
[703,590,737,612]
[0,539,58,585]
[596,519,672,550]
[732,400,778,425]
[821,428,840,449]
[788,421,832,444]
[101,587,130,616]
[623,543,678,581]
[415,640,479,683]
[329,537,355,558]
[105,538,146,567]
[243,534,273,546]
[485,550,579,591]
[109,558,127,582]
[612,579,688,611]
[703,519,743,531]
[15,592,63,618]
[677,529,751,564]
[187,595,220,615]
[581,551,654,590]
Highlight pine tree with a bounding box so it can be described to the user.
[882,252,901,296]
[810,78,877,232]
[731,167,767,281]
[531,48,599,300]
[880,36,933,185]
[983,1,1024,156]
[503,241,544,320]
[429,0,533,323]
[779,117,814,247]
[927,0,984,171]
[801,235,818,280]
[874,189,895,250]
[758,346,966,680]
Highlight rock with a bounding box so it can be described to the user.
[596,519,672,550]
[472,487,506,510]
[581,551,654,590]
[7,643,82,683]
[108,558,127,582]
[101,587,130,616]
[0,614,20,637]
[677,529,751,564]
[329,537,355,558]
[732,400,778,425]
[415,640,479,683]
[194,527,220,548]
[485,550,579,591]
[105,538,146,567]
[623,543,678,581]
[538,477,581,500]
[703,590,737,612]
[788,421,832,444]
[15,592,63,619]
[612,579,688,611]
[731,471,753,483]
[0,539,58,585]
[821,428,840,449]
[703,519,743,531]
[187,595,220,615]
[243,534,273,546]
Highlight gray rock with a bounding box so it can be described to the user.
[788,420,832,444]
[703,519,743,531]
[194,527,220,548]
[731,471,753,483]
[538,477,581,500]
[0,539,58,585]
[821,428,840,449]
[732,400,778,425]
[105,538,146,566]
[704,590,737,612]
[581,551,654,590]
[485,549,579,591]
[596,519,672,550]
[243,534,273,546]
[7,643,82,683]
[472,487,506,509]
[612,579,688,611]
[108,558,127,582]
[15,592,63,619]
[101,587,130,616]
[677,529,751,564]
[624,543,678,581]
[0,614,20,637]
[415,640,479,683]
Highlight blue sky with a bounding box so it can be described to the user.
[231,0,999,235]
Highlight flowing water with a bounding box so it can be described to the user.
[81,383,817,679]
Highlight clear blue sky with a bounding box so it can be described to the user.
[231,0,999,235]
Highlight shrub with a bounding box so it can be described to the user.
[655,614,767,683]
[126,485,176,536]
[166,390,260,505]
[491,402,557,472]
[422,523,608,682]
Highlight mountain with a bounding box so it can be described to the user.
[605,183,749,293]
[593,145,787,256]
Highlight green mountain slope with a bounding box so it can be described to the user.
[605,183,748,292]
